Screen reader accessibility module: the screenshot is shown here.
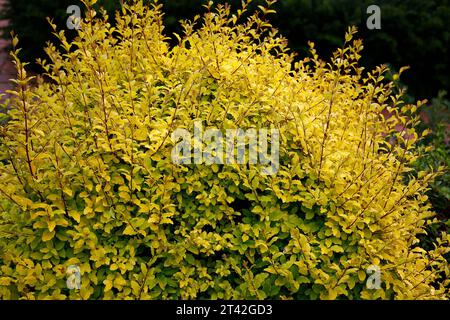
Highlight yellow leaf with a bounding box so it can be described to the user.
[358,270,366,282]
[63,187,73,197]
[69,210,81,223]
[48,221,56,232]
[134,129,148,141]
[80,285,92,300]
[131,280,140,295]
[42,230,55,242]
[138,204,150,213]
[119,191,131,202]
[328,289,337,300]
[12,195,33,208]
[103,279,113,292]
[123,225,136,235]
[114,276,127,287]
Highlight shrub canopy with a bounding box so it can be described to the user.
[0,0,448,299]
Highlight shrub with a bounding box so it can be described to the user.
[416,92,449,216]
[413,93,449,252]
[414,123,450,253]
[0,0,448,299]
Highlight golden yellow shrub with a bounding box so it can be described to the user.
[0,0,448,299]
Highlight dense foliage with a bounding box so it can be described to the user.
[3,1,447,221]
[0,1,448,299]
[416,93,450,216]
[414,95,449,252]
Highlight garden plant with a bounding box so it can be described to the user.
[0,0,448,299]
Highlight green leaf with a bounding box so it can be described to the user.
[254,273,269,289]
